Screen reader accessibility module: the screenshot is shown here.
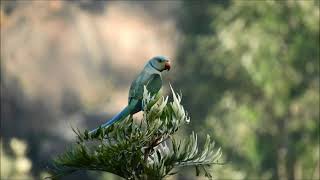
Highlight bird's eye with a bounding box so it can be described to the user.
[157,59,162,62]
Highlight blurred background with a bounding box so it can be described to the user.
[0,0,319,180]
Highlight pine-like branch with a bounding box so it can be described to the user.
[48,86,222,179]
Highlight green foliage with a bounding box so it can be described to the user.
[175,0,319,179]
[50,87,222,179]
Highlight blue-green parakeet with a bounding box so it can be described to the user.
[90,56,170,134]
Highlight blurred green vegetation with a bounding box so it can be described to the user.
[1,138,34,179]
[174,0,319,179]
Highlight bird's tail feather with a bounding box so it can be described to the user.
[89,100,139,134]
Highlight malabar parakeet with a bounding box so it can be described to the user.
[89,56,171,134]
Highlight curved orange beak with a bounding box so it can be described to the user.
[164,61,171,71]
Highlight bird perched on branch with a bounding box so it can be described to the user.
[90,56,171,134]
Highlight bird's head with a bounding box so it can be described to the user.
[149,55,171,72]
